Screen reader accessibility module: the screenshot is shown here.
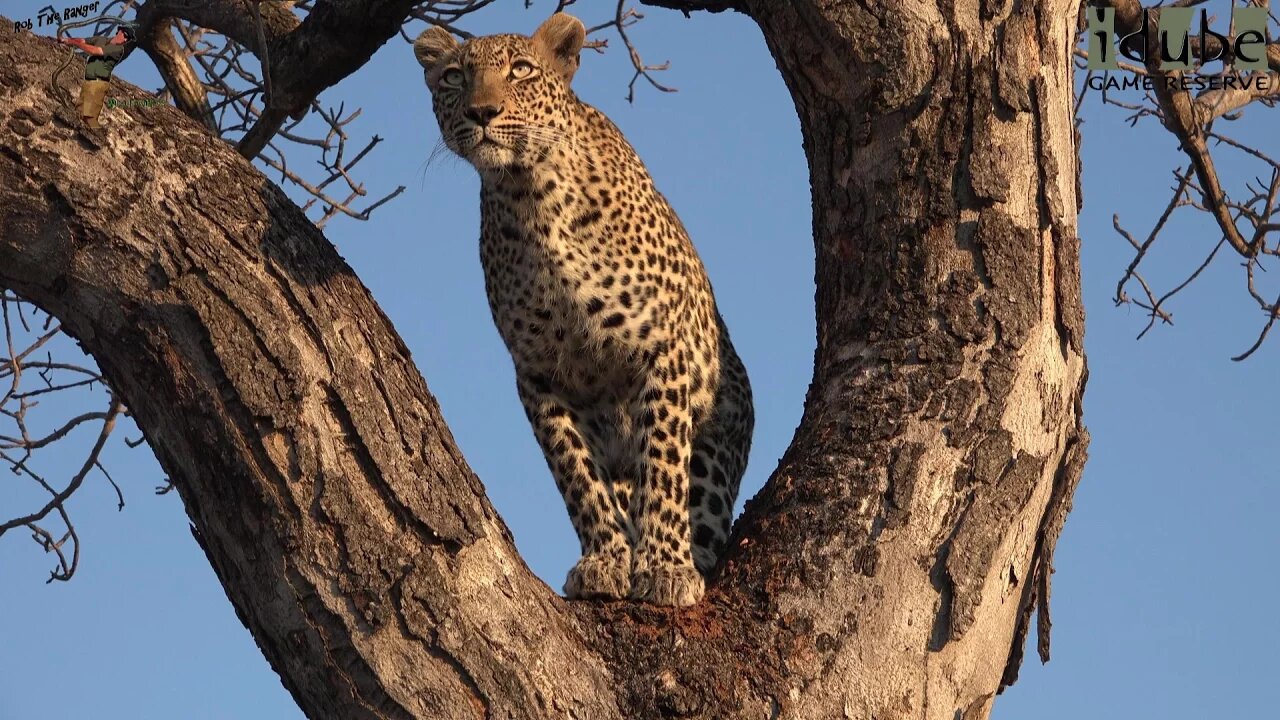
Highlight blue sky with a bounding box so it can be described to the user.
[2,3,1277,718]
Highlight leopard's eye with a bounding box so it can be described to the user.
[510,60,537,80]
[440,67,465,88]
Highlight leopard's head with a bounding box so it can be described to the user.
[414,14,586,172]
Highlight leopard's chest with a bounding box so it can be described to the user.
[478,209,634,370]
[480,213,592,314]
[477,172,704,382]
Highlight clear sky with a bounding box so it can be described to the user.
[2,2,1277,719]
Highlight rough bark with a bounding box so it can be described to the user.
[1,30,618,720]
[718,2,1089,713]
[0,1,1088,717]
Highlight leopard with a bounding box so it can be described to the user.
[413,13,753,607]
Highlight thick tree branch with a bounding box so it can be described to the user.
[1193,71,1280,124]
[136,0,300,53]
[638,0,738,16]
[723,0,1088,710]
[1151,74,1254,255]
[245,0,420,155]
[138,0,417,159]
[140,16,218,132]
[1,26,621,719]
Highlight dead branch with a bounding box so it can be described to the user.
[0,296,127,581]
[1091,1,1280,359]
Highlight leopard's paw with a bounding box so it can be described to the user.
[631,564,704,607]
[564,552,632,601]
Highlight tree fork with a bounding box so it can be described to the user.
[2,0,1088,716]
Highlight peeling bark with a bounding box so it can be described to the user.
[1,1,1088,717]
[703,2,1089,715]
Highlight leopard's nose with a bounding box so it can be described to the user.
[465,104,503,126]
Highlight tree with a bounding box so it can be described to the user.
[1,1,1276,718]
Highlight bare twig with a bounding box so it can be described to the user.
[0,294,139,581]
[1091,2,1280,358]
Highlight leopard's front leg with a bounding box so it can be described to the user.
[517,375,633,600]
[628,349,704,607]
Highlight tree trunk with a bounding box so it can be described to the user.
[0,1,1087,718]
[715,0,1089,715]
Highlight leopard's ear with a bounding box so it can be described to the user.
[414,26,459,71]
[532,13,586,82]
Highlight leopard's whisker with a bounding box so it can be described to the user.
[519,126,601,173]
